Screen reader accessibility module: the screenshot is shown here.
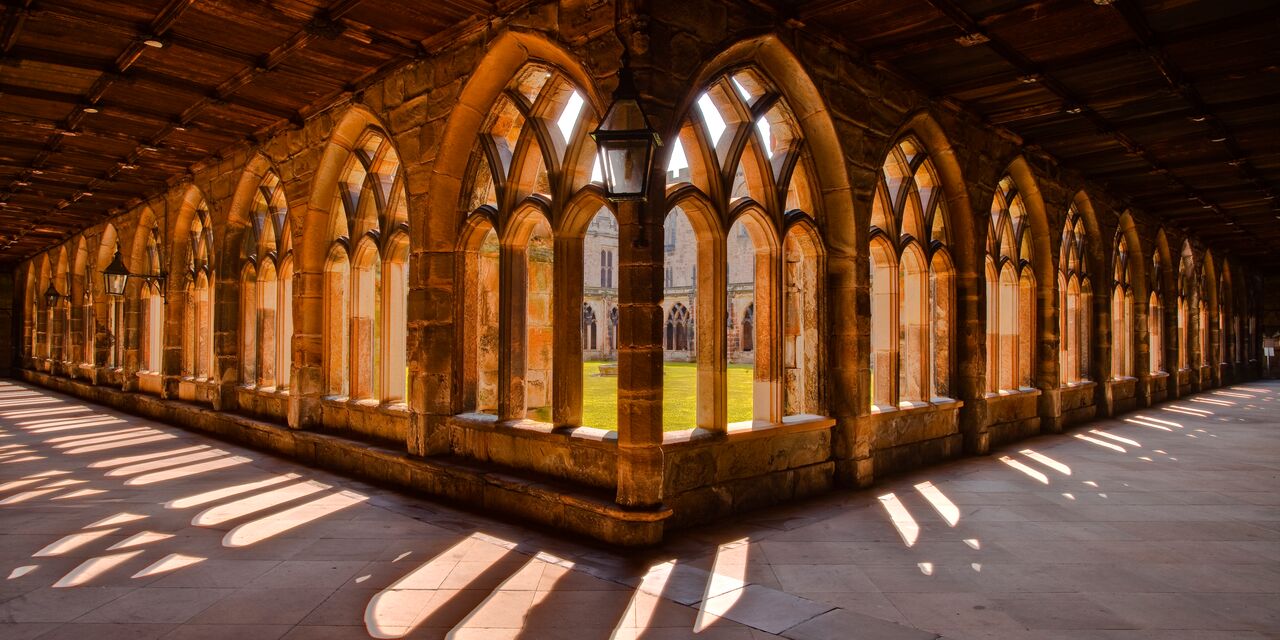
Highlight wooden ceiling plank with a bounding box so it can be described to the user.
[918,0,1273,265]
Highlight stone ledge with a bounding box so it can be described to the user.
[662,414,836,447]
[17,369,672,546]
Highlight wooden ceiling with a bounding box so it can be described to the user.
[2,0,1277,269]
[0,0,492,264]
[798,0,1280,268]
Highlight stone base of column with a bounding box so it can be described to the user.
[959,398,990,455]
[1037,387,1063,434]
[289,393,322,430]
[211,382,239,412]
[616,444,664,509]
[407,411,450,457]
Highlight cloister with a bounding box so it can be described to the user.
[0,1,1278,636]
[6,1,1273,548]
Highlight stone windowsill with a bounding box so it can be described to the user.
[988,386,1039,396]
[451,413,619,449]
[875,394,962,414]
[662,413,837,446]
[1108,376,1138,383]
[323,395,411,416]
[136,370,162,378]
[1060,380,1096,391]
[240,384,292,398]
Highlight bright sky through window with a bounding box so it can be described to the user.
[667,137,688,175]
[696,93,726,145]
[556,91,584,142]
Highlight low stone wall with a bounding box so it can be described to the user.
[661,418,835,529]
[987,390,1042,448]
[1109,377,1138,414]
[236,386,290,423]
[1148,371,1170,405]
[319,397,409,446]
[1060,382,1098,427]
[869,402,964,477]
[447,415,618,491]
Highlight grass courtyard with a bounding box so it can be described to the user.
[581,360,755,431]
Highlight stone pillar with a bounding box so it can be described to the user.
[498,243,528,422]
[289,269,324,429]
[616,198,664,508]
[211,270,240,411]
[1037,258,1064,432]
[121,290,141,392]
[553,235,584,428]
[408,245,454,457]
[161,282,184,399]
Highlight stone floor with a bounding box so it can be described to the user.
[0,380,1276,640]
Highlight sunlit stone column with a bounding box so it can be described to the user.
[616,197,664,508]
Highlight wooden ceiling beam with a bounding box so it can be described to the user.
[919,0,1272,262]
[0,0,203,250]
[1109,0,1278,204]
[0,1,33,55]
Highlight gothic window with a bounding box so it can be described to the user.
[741,304,755,352]
[1192,294,1203,366]
[1177,242,1193,370]
[1059,206,1091,384]
[461,62,602,424]
[666,303,692,351]
[142,226,163,372]
[179,205,215,378]
[986,177,1035,392]
[657,64,825,428]
[1150,251,1164,374]
[870,137,954,407]
[1112,235,1134,379]
[324,131,409,403]
[239,172,293,390]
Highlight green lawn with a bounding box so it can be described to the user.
[581,360,755,431]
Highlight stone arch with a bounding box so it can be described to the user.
[1202,249,1219,373]
[1114,211,1147,379]
[1067,190,1106,384]
[555,185,614,239]
[301,105,401,275]
[223,153,280,268]
[1114,212,1146,301]
[675,35,853,230]
[425,31,606,254]
[1068,191,1106,291]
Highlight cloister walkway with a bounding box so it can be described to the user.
[0,379,1276,640]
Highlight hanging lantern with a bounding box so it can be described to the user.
[591,57,661,201]
[103,250,130,296]
[43,282,65,307]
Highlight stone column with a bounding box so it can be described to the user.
[212,270,240,411]
[498,244,528,421]
[289,269,324,429]
[616,198,664,508]
[121,289,141,392]
[1136,291,1152,407]
[1037,265,1064,432]
[553,236,584,428]
[407,245,454,457]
